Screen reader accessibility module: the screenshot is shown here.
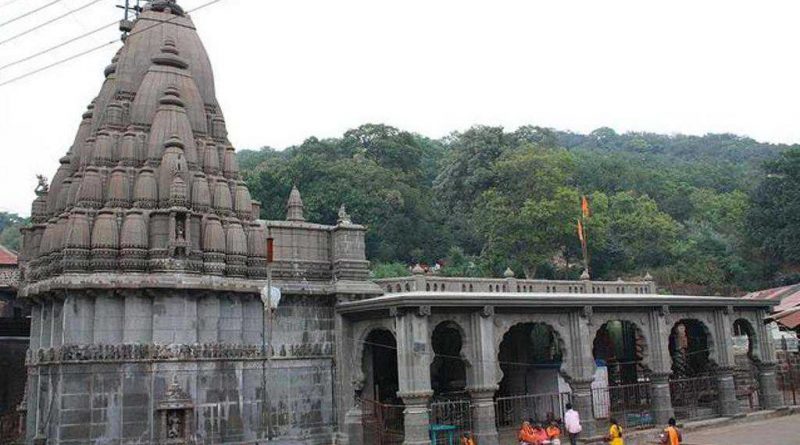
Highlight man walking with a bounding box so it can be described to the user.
[564,403,582,445]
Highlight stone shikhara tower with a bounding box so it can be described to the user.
[17,1,378,443]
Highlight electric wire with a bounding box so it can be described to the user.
[0,0,225,88]
[0,0,104,47]
[0,0,65,28]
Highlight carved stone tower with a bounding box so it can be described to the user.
[17,1,378,443]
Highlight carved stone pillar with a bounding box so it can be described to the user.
[649,371,674,425]
[568,378,595,437]
[344,403,365,445]
[756,361,783,409]
[396,308,433,445]
[715,366,739,417]
[398,391,433,445]
[468,387,499,445]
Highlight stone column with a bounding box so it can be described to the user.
[467,387,499,445]
[648,309,674,424]
[396,307,433,445]
[756,361,783,409]
[466,306,500,445]
[754,310,784,409]
[713,308,739,417]
[567,310,596,437]
[715,367,739,417]
[649,372,674,425]
[569,378,596,437]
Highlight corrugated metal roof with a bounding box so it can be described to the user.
[743,284,800,329]
[0,245,17,266]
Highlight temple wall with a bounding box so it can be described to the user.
[25,291,338,445]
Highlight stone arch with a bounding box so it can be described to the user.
[430,320,470,396]
[669,318,715,378]
[733,317,761,362]
[495,320,569,397]
[359,327,400,404]
[592,319,651,386]
[352,321,397,394]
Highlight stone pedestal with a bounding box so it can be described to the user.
[756,362,783,409]
[468,387,499,445]
[399,391,432,445]
[649,372,674,425]
[716,368,739,417]
[344,404,364,445]
[569,379,595,437]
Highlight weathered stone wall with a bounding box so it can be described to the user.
[25,291,337,444]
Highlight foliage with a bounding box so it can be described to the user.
[0,212,26,251]
[239,124,800,294]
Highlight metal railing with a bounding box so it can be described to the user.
[592,382,654,430]
[361,398,404,445]
[495,392,572,429]
[429,397,473,444]
[670,376,719,421]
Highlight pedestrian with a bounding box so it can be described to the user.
[605,418,623,445]
[660,418,682,445]
[546,420,562,445]
[564,403,582,445]
[519,420,537,445]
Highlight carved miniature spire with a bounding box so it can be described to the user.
[580,269,591,280]
[337,204,351,225]
[286,186,305,222]
[503,266,515,278]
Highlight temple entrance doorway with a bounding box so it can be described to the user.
[669,319,718,420]
[429,322,472,438]
[495,322,569,430]
[360,329,403,445]
[592,320,652,428]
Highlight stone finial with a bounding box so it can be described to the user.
[503,266,515,278]
[34,174,49,197]
[580,269,591,281]
[644,271,654,281]
[337,204,352,225]
[411,263,425,275]
[286,186,305,222]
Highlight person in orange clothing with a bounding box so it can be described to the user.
[461,431,476,445]
[532,423,549,444]
[518,420,538,445]
[546,420,562,445]
[660,418,682,445]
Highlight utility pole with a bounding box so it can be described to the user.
[261,232,275,440]
[116,0,142,39]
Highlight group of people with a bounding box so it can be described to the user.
[458,403,682,445]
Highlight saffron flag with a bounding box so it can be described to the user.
[577,219,584,243]
[581,195,590,218]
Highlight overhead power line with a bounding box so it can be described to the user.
[0,0,225,88]
[0,19,118,72]
[0,0,104,47]
[0,0,65,28]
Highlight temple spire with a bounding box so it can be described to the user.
[286,186,305,222]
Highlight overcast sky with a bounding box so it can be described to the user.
[1,0,800,216]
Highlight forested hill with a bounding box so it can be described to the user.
[238,124,800,295]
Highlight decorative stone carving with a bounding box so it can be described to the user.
[660,305,672,324]
[581,305,594,326]
[480,305,494,318]
[418,305,431,317]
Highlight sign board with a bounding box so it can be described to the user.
[260,285,282,309]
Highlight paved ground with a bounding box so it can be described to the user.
[683,414,800,445]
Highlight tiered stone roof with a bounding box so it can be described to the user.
[19,1,267,288]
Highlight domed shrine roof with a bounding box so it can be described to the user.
[19,1,267,292]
